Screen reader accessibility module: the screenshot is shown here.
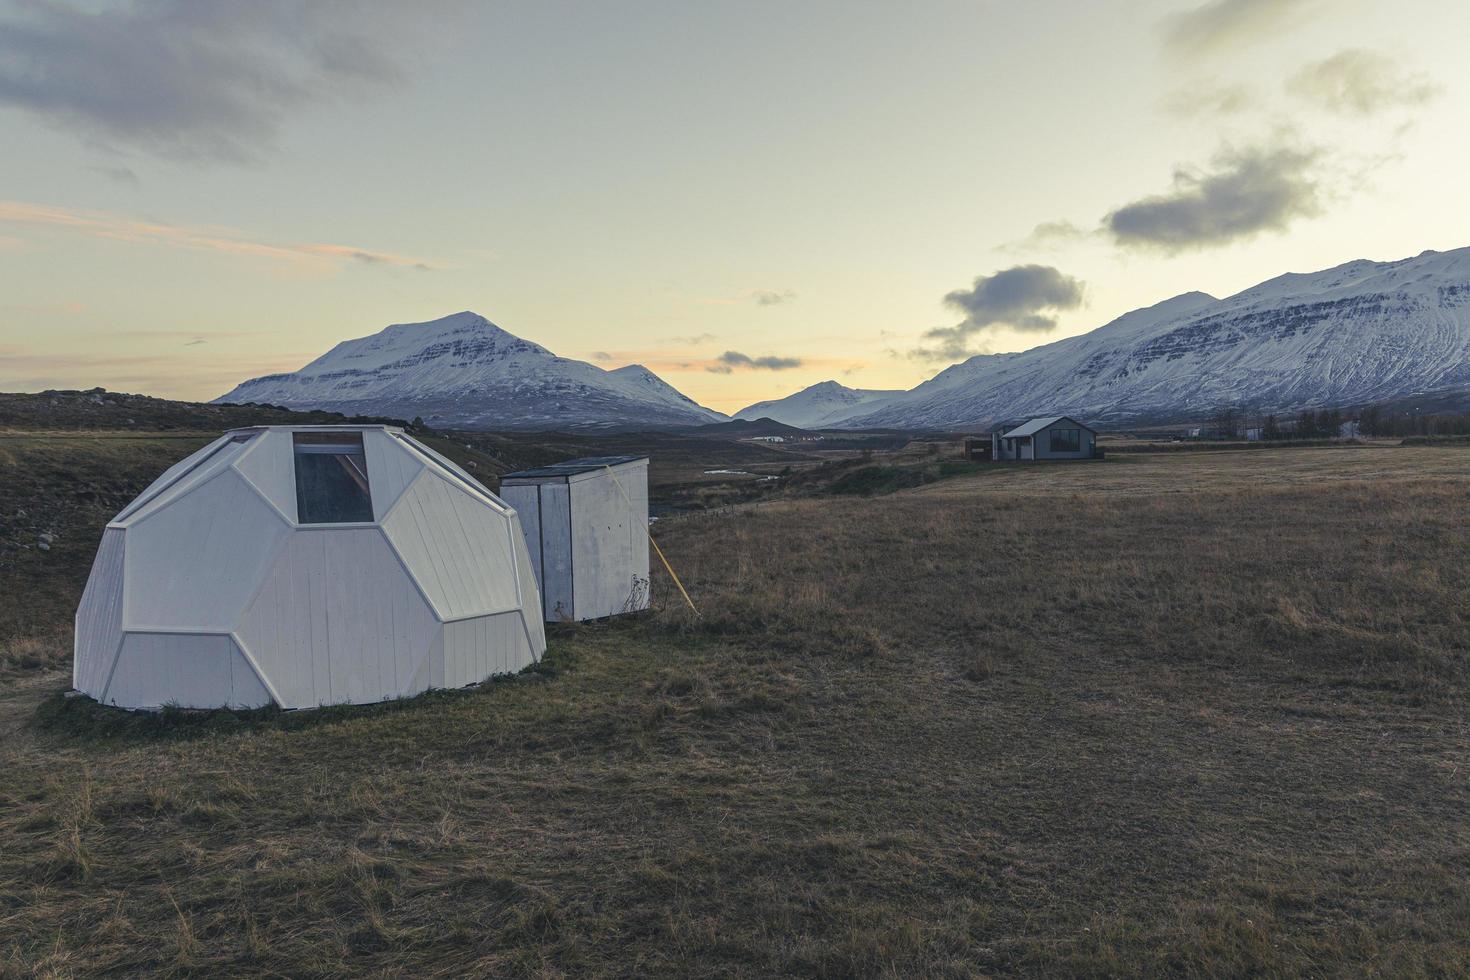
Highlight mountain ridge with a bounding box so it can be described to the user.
[216,311,727,431]
[732,380,904,428]
[805,247,1470,429]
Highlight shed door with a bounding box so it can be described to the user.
[538,482,575,621]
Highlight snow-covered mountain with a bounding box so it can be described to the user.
[732,381,903,428]
[831,247,1470,429]
[216,311,726,430]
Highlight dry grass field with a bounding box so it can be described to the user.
[3,441,1470,976]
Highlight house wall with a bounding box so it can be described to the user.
[1032,422,1095,460]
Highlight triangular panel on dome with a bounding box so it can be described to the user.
[231,428,299,522]
[103,632,272,710]
[236,527,440,708]
[440,611,532,688]
[73,527,126,697]
[114,432,258,526]
[510,530,548,653]
[123,468,291,633]
[363,428,426,521]
[381,470,521,620]
[394,435,507,512]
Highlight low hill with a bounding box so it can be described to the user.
[0,388,411,432]
[689,417,818,440]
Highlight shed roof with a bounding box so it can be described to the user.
[502,455,648,482]
[1000,416,1095,438]
[226,424,404,434]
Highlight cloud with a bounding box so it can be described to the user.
[1160,0,1312,58]
[1288,49,1442,116]
[0,201,436,271]
[660,332,717,345]
[0,1,455,164]
[695,289,797,308]
[706,351,804,374]
[1162,80,1259,117]
[913,265,1085,361]
[1103,143,1321,253]
[747,288,796,307]
[998,220,1090,255]
[590,350,613,362]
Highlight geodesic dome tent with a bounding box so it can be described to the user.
[74,425,546,710]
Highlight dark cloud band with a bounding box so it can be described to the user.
[0,1,453,164]
[1104,144,1321,253]
[914,265,1085,361]
[707,351,804,373]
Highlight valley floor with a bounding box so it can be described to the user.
[3,443,1469,976]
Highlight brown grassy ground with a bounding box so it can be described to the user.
[3,444,1470,976]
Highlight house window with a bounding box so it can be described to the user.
[1049,428,1081,453]
[293,432,373,523]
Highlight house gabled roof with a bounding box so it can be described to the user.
[1000,415,1096,438]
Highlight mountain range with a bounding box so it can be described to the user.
[741,246,1470,429]
[217,247,1470,432]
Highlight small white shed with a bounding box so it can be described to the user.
[73,425,546,711]
[500,456,650,621]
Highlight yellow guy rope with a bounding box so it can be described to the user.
[603,464,700,617]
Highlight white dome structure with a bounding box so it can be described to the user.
[73,425,546,710]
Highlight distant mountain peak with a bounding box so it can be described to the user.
[733,379,904,428]
[216,313,725,431]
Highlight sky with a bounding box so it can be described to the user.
[1,0,1467,413]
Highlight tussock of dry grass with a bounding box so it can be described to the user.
[0,632,69,678]
[2,445,1470,976]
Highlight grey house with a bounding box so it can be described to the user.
[992,416,1098,461]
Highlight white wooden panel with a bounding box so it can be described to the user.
[628,462,651,609]
[364,429,424,521]
[441,612,532,687]
[397,435,506,509]
[123,470,291,632]
[73,527,125,697]
[228,639,274,708]
[538,482,574,621]
[427,628,446,691]
[500,484,543,597]
[112,435,232,524]
[115,436,252,527]
[408,627,439,696]
[381,471,520,619]
[232,429,298,521]
[569,463,649,619]
[509,526,547,655]
[101,632,268,710]
[236,528,438,708]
